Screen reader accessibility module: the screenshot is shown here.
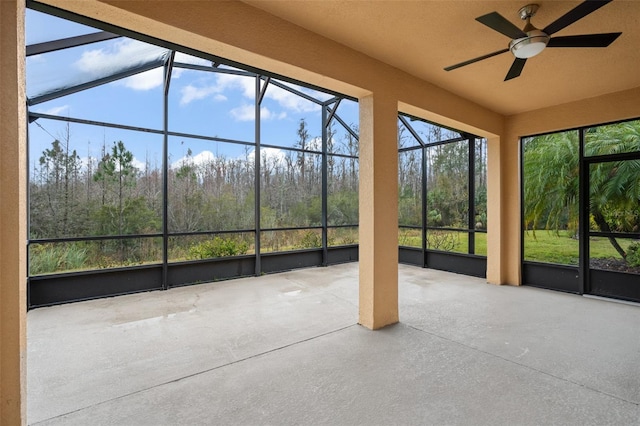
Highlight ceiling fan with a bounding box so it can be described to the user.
[444,1,622,81]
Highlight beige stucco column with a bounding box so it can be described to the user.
[486,130,522,286]
[0,0,27,424]
[358,93,399,330]
[501,130,522,286]
[486,135,505,285]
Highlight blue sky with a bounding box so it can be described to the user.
[26,9,359,175]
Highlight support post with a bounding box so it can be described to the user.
[254,75,261,275]
[1,0,27,423]
[161,52,174,290]
[486,135,503,284]
[358,93,398,329]
[321,103,328,266]
[468,136,476,255]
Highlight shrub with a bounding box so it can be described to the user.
[398,228,421,248]
[337,236,354,245]
[30,243,87,275]
[627,242,640,267]
[297,231,322,249]
[426,230,459,252]
[189,237,248,259]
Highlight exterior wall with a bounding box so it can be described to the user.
[0,1,27,424]
[501,87,640,285]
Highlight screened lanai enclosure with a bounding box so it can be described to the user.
[26,5,361,307]
[26,4,490,308]
[397,116,487,277]
[522,120,640,303]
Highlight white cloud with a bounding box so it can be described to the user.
[75,49,102,74]
[120,67,164,91]
[264,85,320,113]
[171,69,185,80]
[78,156,95,173]
[216,73,255,98]
[131,157,147,171]
[171,150,216,169]
[307,137,322,151]
[229,104,255,122]
[267,110,288,121]
[221,75,320,113]
[180,84,222,106]
[81,54,182,92]
[176,73,319,115]
[179,73,251,106]
[248,147,286,166]
[229,104,288,122]
[76,40,145,73]
[36,105,69,116]
[27,54,46,64]
[74,39,168,91]
[174,52,212,67]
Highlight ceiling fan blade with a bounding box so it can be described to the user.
[543,0,613,36]
[504,58,526,81]
[476,12,527,39]
[444,48,510,71]
[548,32,622,47]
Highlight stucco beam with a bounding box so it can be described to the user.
[37,0,503,137]
[506,86,640,137]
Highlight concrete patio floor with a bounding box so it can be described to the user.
[27,263,640,425]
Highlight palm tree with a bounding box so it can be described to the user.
[586,122,640,258]
[523,131,579,236]
[524,121,640,260]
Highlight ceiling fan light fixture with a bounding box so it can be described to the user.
[509,30,549,58]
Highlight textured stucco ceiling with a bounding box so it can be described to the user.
[241,0,640,116]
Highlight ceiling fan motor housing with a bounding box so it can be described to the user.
[509,29,550,58]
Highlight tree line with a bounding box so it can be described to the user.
[398,124,488,231]
[29,119,359,274]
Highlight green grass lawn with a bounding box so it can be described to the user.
[524,230,627,265]
[524,230,579,264]
[398,228,487,256]
[399,227,630,264]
